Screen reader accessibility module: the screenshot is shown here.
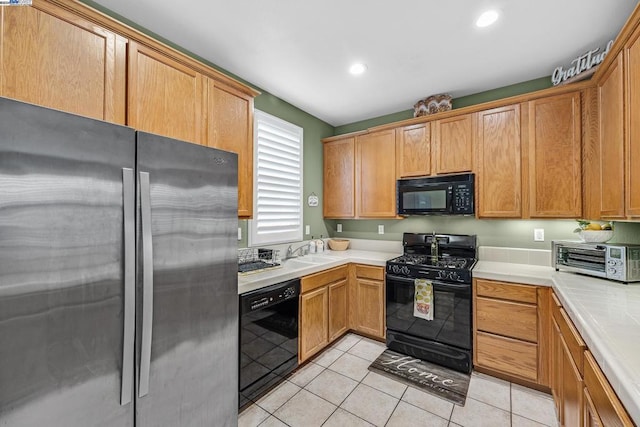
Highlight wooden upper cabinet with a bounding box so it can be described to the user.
[1,2,126,123]
[598,52,626,219]
[625,24,640,218]
[527,92,582,218]
[356,129,397,218]
[206,79,254,218]
[433,113,474,174]
[323,136,355,218]
[396,123,431,177]
[476,105,522,218]
[128,41,204,145]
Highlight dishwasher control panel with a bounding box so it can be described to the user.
[240,278,300,314]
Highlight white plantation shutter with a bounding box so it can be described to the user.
[249,110,303,246]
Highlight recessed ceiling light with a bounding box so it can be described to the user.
[349,63,367,75]
[476,10,499,28]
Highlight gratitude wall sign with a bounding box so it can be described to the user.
[551,39,614,86]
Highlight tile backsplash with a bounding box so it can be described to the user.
[478,246,551,267]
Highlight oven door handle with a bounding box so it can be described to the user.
[386,274,470,290]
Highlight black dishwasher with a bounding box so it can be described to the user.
[239,278,300,410]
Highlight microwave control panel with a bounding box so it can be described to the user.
[452,183,474,214]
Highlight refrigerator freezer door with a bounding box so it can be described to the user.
[0,98,135,425]
[135,132,239,426]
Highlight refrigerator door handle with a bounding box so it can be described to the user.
[121,168,135,406]
[139,171,153,398]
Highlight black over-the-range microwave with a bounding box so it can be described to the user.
[397,173,475,216]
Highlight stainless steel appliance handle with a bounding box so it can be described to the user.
[121,168,135,406]
[139,171,153,398]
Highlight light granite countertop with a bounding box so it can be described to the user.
[475,261,640,424]
[237,249,400,295]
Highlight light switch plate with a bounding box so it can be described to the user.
[378,225,384,235]
[534,228,544,241]
[337,223,342,233]
[305,225,310,235]
[237,227,242,241]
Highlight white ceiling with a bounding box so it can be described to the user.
[93,0,638,126]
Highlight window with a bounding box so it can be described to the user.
[249,110,303,246]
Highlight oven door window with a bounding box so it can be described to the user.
[386,275,471,350]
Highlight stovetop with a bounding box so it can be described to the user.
[388,254,473,269]
[386,232,477,283]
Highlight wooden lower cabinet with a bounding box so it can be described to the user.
[298,265,349,363]
[299,286,328,363]
[583,351,634,427]
[298,263,385,364]
[328,280,348,341]
[550,291,634,427]
[473,278,549,387]
[350,264,385,340]
[561,335,584,427]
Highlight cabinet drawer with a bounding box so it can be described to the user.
[552,294,585,375]
[355,264,384,281]
[476,297,538,342]
[475,279,538,304]
[301,265,349,293]
[584,351,634,427]
[476,331,538,381]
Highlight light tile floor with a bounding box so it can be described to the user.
[239,333,558,427]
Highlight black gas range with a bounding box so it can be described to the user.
[385,232,477,373]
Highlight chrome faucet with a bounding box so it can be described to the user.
[286,243,309,259]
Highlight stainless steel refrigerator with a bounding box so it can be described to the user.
[0,97,239,426]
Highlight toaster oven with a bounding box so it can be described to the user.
[552,240,640,283]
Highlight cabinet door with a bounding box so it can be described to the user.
[396,123,431,177]
[1,3,126,123]
[625,24,640,218]
[583,351,634,427]
[598,52,626,219]
[356,129,397,218]
[206,79,254,218]
[323,137,355,218]
[527,92,582,218]
[433,113,474,174]
[584,388,604,427]
[128,41,204,145]
[354,278,385,339]
[551,319,564,425]
[328,279,348,342]
[299,286,328,363]
[561,336,584,427]
[476,105,522,218]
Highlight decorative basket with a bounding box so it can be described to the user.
[578,230,613,243]
[328,239,350,251]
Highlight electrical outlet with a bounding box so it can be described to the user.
[305,225,310,235]
[337,223,342,233]
[534,228,545,242]
[378,225,384,235]
[237,227,242,241]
